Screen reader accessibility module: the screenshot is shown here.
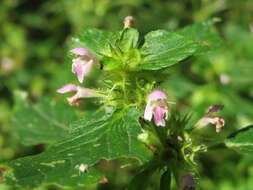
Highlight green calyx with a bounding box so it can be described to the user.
[100,28,141,72]
[136,112,207,186]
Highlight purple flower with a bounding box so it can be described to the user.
[144,90,169,127]
[196,104,225,133]
[207,104,224,115]
[181,174,195,190]
[57,84,102,106]
[70,48,97,83]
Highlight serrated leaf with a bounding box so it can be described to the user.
[12,97,78,146]
[73,28,120,57]
[138,30,200,70]
[2,107,151,187]
[138,21,221,70]
[225,125,253,154]
[177,20,222,53]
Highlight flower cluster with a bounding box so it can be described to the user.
[57,47,171,127]
[143,91,225,131]
[57,48,225,132]
[57,48,101,106]
[56,45,226,190]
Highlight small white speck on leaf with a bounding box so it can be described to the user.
[75,164,88,175]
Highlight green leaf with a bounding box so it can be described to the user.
[138,30,200,70]
[138,21,221,70]
[117,28,139,52]
[12,95,78,146]
[177,20,222,53]
[73,28,120,57]
[127,165,156,190]
[2,107,151,187]
[127,171,152,190]
[225,125,253,154]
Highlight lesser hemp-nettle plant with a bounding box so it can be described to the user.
[1,17,252,190]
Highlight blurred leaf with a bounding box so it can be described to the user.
[160,169,171,190]
[127,165,156,190]
[177,20,222,53]
[2,107,151,187]
[225,125,253,154]
[12,92,78,146]
[160,74,196,99]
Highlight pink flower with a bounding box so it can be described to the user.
[70,48,97,83]
[144,90,169,127]
[196,104,225,132]
[57,84,102,106]
[71,48,91,56]
[196,116,225,133]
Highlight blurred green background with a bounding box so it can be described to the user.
[0,0,253,189]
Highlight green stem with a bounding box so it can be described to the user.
[121,71,128,103]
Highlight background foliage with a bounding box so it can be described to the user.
[0,0,252,189]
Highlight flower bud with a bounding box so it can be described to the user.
[124,16,135,28]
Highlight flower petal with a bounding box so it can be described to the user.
[57,84,77,94]
[76,86,102,98]
[72,58,86,83]
[66,86,101,106]
[67,95,84,106]
[148,90,167,102]
[82,60,94,76]
[144,102,153,121]
[70,48,91,57]
[196,116,225,133]
[153,106,167,127]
